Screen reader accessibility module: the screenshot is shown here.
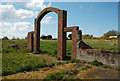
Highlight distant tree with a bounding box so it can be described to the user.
[103,30,118,38]
[2,36,9,40]
[47,35,52,40]
[25,37,27,40]
[41,35,47,40]
[82,34,93,39]
[16,38,20,40]
[12,37,16,40]
[68,34,72,40]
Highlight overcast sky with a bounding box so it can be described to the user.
[0,0,119,39]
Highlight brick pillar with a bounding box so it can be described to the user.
[34,19,40,52]
[29,33,34,51]
[71,27,79,59]
[27,33,30,49]
[58,10,67,60]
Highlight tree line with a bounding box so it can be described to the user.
[1,30,119,40]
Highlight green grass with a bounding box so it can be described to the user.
[44,69,79,80]
[2,40,56,76]
[8,39,118,52]
[88,60,103,66]
[2,39,118,76]
[83,39,118,51]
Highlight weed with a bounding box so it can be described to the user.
[32,51,40,54]
[56,62,64,65]
[65,61,70,64]
[44,69,79,80]
[88,60,103,66]
[80,66,92,71]
[70,59,80,63]
[101,65,109,68]
[57,57,60,60]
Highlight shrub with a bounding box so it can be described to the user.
[81,66,92,71]
[48,63,56,68]
[45,72,64,80]
[88,60,103,66]
[2,36,9,40]
[44,69,79,80]
[115,67,120,71]
[57,57,60,60]
[65,61,70,64]
[32,51,40,54]
[56,62,64,65]
[101,65,109,68]
[54,50,57,54]
[70,59,80,63]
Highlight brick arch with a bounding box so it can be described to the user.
[34,7,67,60]
[36,7,61,21]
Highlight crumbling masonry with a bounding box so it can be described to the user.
[27,7,82,60]
[27,7,120,67]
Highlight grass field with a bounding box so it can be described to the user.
[8,39,118,52]
[2,40,57,76]
[2,39,118,76]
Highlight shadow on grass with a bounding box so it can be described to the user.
[64,55,71,61]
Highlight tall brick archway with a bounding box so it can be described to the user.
[34,7,67,60]
[28,7,82,60]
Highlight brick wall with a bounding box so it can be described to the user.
[76,47,120,67]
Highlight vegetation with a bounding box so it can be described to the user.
[80,66,92,71]
[88,60,103,66]
[103,30,118,37]
[2,38,118,76]
[82,34,93,39]
[69,59,80,63]
[44,69,79,80]
[41,35,52,40]
[2,36,9,40]
[2,40,57,76]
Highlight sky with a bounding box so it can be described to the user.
[0,0,119,39]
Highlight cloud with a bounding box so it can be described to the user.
[0,22,33,38]
[26,0,51,10]
[0,4,38,20]
[9,22,33,31]
[42,16,57,24]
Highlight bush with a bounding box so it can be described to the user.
[2,36,9,40]
[57,57,60,60]
[54,50,57,54]
[65,61,70,64]
[81,66,92,71]
[48,63,56,68]
[88,60,103,66]
[32,51,40,54]
[101,65,109,68]
[70,59,80,63]
[56,62,64,65]
[45,72,64,80]
[115,67,120,71]
[44,69,79,80]
[82,34,93,39]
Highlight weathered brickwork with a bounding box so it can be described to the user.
[27,7,82,60]
[27,7,120,67]
[76,48,120,67]
[64,26,82,59]
[27,31,34,51]
[27,7,69,60]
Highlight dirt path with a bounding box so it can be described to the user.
[27,53,62,62]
